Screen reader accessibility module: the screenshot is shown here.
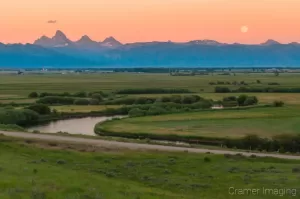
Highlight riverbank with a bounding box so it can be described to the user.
[28,115,125,136]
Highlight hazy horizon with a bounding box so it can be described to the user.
[1,0,300,44]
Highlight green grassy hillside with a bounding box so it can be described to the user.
[0,137,299,199]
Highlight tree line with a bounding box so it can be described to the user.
[114,88,194,94]
[215,86,300,93]
[29,91,108,98]
[29,88,194,99]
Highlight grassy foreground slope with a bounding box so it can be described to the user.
[98,106,300,138]
[0,137,299,199]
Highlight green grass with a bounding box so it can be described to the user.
[99,106,300,138]
[0,124,25,132]
[0,138,299,199]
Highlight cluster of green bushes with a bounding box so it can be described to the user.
[215,86,300,93]
[127,101,213,117]
[105,95,203,106]
[104,97,156,105]
[100,101,270,117]
[29,91,87,98]
[273,100,284,107]
[36,96,76,105]
[0,108,39,126]
[31,90,199,106]
[267,82,280,85]
[215,87,231,93]
[209,81,248,86]
[25,104,51,115]
[29,91,108,99]
[114,88,194,94]
[36,96,103,105]
[221,95,258,107]
[96,100,212,117]
[225,134,300,153]
[158,95,203,104]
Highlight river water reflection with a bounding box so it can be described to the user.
[27,116,124,136]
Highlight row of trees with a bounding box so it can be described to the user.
[104,95,205,105]
[124,101,213,117]
[209,80,249,86]
[222,95,258,107]
[215,86,300,93]
[36,96,104,105]
[29,91,108,99]
[36,94,206,106]
[29,89,193,99]
[115,88,194,94]
[225,134,300,153]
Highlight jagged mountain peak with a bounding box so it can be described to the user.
[54,30,67,38]
[261,39,281,45]
[77,35,94,42]
[103,36,117,42]
[52,30,70,43]
[34,30,71,47]
[101,36,122,47]
[75,35,99,48]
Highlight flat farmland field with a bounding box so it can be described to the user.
[1,73,300,96]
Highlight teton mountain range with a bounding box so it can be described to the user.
[34,30,122,48]
[1,30,300,67]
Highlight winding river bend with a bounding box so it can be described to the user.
[27,116,124,136]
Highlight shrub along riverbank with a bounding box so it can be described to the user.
[0,105,126,129]
[35,94,206,106]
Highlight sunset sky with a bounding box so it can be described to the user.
[1,0,300,44]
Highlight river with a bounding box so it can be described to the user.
[27,116,124,136]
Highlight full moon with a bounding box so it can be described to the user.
[241,26,249,33]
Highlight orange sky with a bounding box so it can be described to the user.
[1,0,300,44]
